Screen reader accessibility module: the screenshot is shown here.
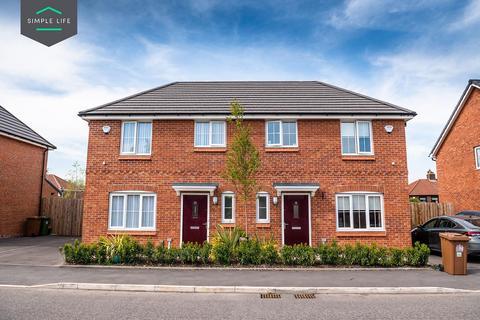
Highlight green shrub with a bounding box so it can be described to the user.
[315,241,343,265]
[281,244,315,266]
[237,239,262,265]
[260,241,279,265]
[179,242,211,264]
[98,235,142,264]
[62,240,97,264]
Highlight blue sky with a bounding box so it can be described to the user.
[1,0,479,181]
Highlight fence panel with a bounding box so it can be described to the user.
[410,202,454,227]
[41,197,83,236]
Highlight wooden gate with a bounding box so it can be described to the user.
[41,197,83,236]
[410,202,454,228]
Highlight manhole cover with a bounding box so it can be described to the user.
[294,293,316,299]
[260,293,281,299]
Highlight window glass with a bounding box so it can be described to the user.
[352,195,367,229]
[431,196,439,203]
[121,122,136,153]
[282,121,297,146]
[126,195,140,229]
[223,194,234,221]
[267,121,281,145]
[423,219,438,229]
[337,196,350,228]
[195,122,210,146]
[293,201,300,219]
[141,196,155,228]
[192,201,199,219]
[476,147,480,169]
[257,195,268,221]
[111,195,124,227]
[136,122,152,154]
[358,122,371,153]
[368,196,382,228]
[341,122,356,154]
[211,121,225,145]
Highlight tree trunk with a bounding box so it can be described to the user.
[244,199,248,235]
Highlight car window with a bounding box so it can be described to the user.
[464,219,480,228]
[423,219,438,229]
[438,219,456,229]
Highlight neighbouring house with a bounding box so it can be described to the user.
[408,170,439,203]
[43,173,84,199]
[0,105,56,237]
[431,79,480,212]
[78,81,416,247]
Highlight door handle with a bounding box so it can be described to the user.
[202,222,208,226]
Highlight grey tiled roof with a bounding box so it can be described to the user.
[79,81,416,117]
[0,105,55,149]
[470,79,480,86]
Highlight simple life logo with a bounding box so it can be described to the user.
[21,0,77,46]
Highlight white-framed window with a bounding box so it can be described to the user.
[221,192,235,223]
[194,121,226,147]
[266,120,298,147]
[341,121,373,155]
[109,192,156,230]
[256,192,270,223]
[475,146,480,169]
[120,121,152,155]
[336,193,384,231]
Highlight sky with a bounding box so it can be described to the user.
[1,0,479,181]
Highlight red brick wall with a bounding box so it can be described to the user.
[43,180,60,198]
[83,119,411,247]
[0,135,47,237]
[436,88,480,212]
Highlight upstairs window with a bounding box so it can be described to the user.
[341,121,373,155]
[121,121,152,155]
[475,146,480,169]
[336,193,384,231]
[222,192,235,223]
[195,121,226,147]
[266,120,297,147]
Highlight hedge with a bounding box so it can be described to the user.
[62,234,430,267]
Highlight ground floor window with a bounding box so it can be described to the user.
[109,192,156,230]
[336,193,384,231]
[256,192,270,223]
[221,192,235,223]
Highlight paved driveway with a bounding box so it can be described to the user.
[0,236,76,266]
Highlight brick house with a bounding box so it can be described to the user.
[79,81,416,247]
[43,173,84,199]
[0,105,56,237]
[431,79,480,212]
[408,170,439,203]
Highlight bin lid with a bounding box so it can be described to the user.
[439,232,470,241]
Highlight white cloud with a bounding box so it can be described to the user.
[449,0,480,30]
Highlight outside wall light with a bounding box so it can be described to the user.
[272,196,278,205]
[212,196,218,205]
[384,125,394,134]
[102,125,111,134]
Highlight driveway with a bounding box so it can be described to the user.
[0,236,76,266]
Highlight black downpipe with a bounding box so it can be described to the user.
[38,148,48,216]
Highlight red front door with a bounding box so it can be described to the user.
[182,194,208,244]
[283,195,309,245]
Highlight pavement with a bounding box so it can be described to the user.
[1,236,480,292]
[1,287,479,320]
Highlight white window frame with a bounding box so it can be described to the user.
[120,121,153,155]
[194,120,226,147]
[475,146,480,169]
[256,192,270,223]
[340,120,374,155]
[265,120,298,147]
[221,192,235,223]
[108,191,157,231]
[335,192,384,232]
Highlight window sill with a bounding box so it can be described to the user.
[118,155,152,161]
[342,155,375,161]
[219,223,236,228]
[336,231,386,237]
[265,147,299,152]
[194,147,227,153]
[256,223,270,228]
[107,230,157,236]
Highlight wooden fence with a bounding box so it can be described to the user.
[410,202,454,227]
[41,197,83,236]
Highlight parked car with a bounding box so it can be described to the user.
[411,216,480,255]
[456,211,480,217]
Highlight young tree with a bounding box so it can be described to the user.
[223,100,261,235]
[65,161,85,199]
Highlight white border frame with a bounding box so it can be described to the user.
[335,192,385,232]
[194,120,227,148]
[475,146,480,170]
[256,192,270,223]
[120,121,153,155]
[265,120,298,148]
[340,120,374,156]
[108,191,157,231]
[281,193,311,246]
[180,193,210,247]
[221,192,235,223]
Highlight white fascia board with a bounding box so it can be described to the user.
[430,84,480,158]
[274,185,320,196]
[172,185,217,196]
